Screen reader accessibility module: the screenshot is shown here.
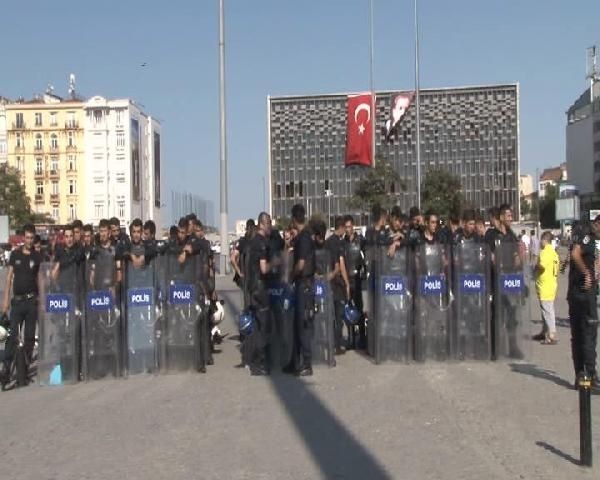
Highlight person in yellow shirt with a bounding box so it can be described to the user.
[534,231,560,344]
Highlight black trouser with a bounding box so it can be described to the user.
[4,296,37,368]
[569,293,598,377]
[333,298,345,349]
[242,304,269,370]
[292,279,315,369]
[349,275,366,348]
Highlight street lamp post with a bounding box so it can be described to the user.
[325,189,333,229]
[218,0,229,275]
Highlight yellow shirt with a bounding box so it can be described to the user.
[536,244,559,301]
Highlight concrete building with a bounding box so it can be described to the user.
[5,92,86,224]
[566,81,600,195]
[538,163,567,198]
[83,96,162,228]
[170,190,214,227]
[519,174,533,197]
[268,84,520,224]
[0,96,9,165]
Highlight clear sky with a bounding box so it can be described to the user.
[1,0,598,225]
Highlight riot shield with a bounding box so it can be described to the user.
[163,252,201,372]
[312,248,335,367]
[414,243,451,361]
[38,261,82,385]
[266,249,294,369]
[124,261,158,375]
[373,246,413,363]
[83,247,121,380]
[194,248,211,368]
[494,241,531,360]
[364,244,377,356]
[452,242,491,360]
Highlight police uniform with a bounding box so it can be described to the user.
[3,247,43,374]
[243,232,271,374]
[325,233,346,352]
[345,232,366,349]
[289,228,316,374]
[567,225,598,379]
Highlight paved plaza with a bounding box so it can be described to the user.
[1,275,598,480]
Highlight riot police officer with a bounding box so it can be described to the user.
[243,212,273,375]
[325,217,348,355]
[284,204,316,376]
[344,215,365,350]
[568,215,600,386]
[455,209,483,244]
[231,219,256,293]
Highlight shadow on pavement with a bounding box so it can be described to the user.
[535,441,581,466]
[531,317,571,329]
[268,373,392,479]
[509,363,573,390]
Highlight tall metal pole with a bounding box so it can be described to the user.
[369,0,376,167]
[414,0,422,209]
[218,0,229,274]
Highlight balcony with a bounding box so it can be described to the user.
[65,121,79,129]
[50,193,59,203]
[11,122,26,130]
[49,145,59,152]
[34,170,44,179]
[66,144,77,151]
[34,194,44,203]
[49,170,59,178]
[34,145,43,152]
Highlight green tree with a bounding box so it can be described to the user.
[421,168,465,218]
[0,165,54,228]
[347,162,405,213]
[520,195,531,219]
[539,184,559,228]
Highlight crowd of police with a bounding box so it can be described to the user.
[233,202,600,385]
[0,214,223,388]
[0,201,598,388]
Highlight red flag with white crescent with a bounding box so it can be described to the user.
[345,93,373,167]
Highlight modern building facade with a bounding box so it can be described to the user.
[83,96,162,228]
[170,190,215,227]
[566,81,600,196]
[268,84,520,223]
[5,92,86,224]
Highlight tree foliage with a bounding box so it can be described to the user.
[420,168,465,218]
[539,184,559,229]
[347,162,405,213]
[0,165,54,229]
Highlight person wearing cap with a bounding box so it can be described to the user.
[567,215,600,387]
[230,219,256,302]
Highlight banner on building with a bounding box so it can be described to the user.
[384,92,414,143]
[345,93,373,167]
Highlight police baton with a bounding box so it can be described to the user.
[578,372,593,467]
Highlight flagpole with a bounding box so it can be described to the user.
[369,0,375,168]
[414,0,422,210]
[218,0,229,274]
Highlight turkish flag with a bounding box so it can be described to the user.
[345,93,373,167]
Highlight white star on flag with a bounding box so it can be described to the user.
[358,123,365,135]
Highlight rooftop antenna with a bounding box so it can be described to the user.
[46,84,54,94]
[68,73,76,98]
[586,46,599,101]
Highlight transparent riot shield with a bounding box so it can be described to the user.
[452,242,491,360]
[83,247,121,380]
[364,244,378,357]
[38,261,82,385]
[494,241,532,360]
[163,252,201,372]
[194,247,211,368]
[373,246,413,363]
[124,261,158,375]
[266,249,294,369]
[312,248,335,367]
[414,243,451,361]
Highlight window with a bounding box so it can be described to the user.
[117,201,125,218]
[275,184,282,199]
[35,133,43,150]
[35,158,43,174]
[52,207,59,220]
[69,204,76,220]
[16,156,23,172]
[35,113,42,126]
[68,155,76,171]
[69,180,76,195]
[115,109,123,126]
[116,131,125,147]
[50,157,58,172]
[36,181,44,195]
[68,131,74,147]
[51,181,59,195]
[15,112,24,128]
[51,134,58,149]
[116,173,125,183]
[94,203,104,218]
[50,112,57,126]
[67,112,76,128]
[298,181,304,197]
[15,132,22,148]
[93,109,103,126]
